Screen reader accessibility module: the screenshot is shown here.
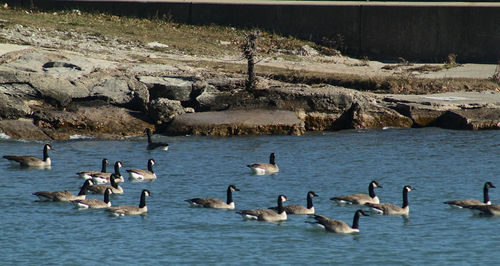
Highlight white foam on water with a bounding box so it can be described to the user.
[0,133,11,139]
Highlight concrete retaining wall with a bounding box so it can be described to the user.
[7,0,500,63]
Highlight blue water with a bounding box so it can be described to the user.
[1,128,500,265]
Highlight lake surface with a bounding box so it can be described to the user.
[1,128,500,265]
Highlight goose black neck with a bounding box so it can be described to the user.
[146,130,152,143]
[139,192,147,208]
[78,184,89,196]
[104,190,111,203]
[111,177,119,189]
[148,161,154,173]
[277,197,284,214]
[43,145,49,161]
[352,211,361,229]
[369,183,376,198]
[307,194,314,209]
[114,164,121,176]
[483,184,490,204]
[402,188,409,208]
[101,160,107,172]
[270,154,275,165]
[226,187,233,204]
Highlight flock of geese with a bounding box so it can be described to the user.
[3,130,499,232]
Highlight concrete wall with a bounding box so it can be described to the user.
[7,0,500,63]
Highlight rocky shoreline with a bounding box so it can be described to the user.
[1,24,499,140]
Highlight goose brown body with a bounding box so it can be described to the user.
[444,182,495,208]
[238,195,288,222]
[186,185,240,209]
[330,180,382,205]
[33,180,93,202]
[308,210,369,234]
[3,144,53,168]
[107,189,151,216]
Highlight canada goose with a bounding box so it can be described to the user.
[237,195,288,222]
[306,210,369,234]
[33,179,93,202]
[145,128,169,151]
[91,161,124,184]
[72,188,113,209]
[330,180,382,205]
[107,189,151,216]
[3,144,53,168]
[127,158,156,181]
[365,185,415,216]
[77,158,109,180]
[186,185,240,209]
[463,204,500,216]
[88,174,123,194]
[269,191,318,215]
[444,182,495,208]
[247,153,279,175]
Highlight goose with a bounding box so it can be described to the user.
[269,191,318,215]
[3,143,53,168]
[127,158,156,181]
[33,179,93,202]
[88,174,123,194]
[247,153,279,175]
[237,195,288,222]
[186,185,240,209]
[72,188,113,209]
[365,185,415,216]
[91,161,124,184]
[463,204,500,216]
[330,180,382,205]
[306,210,369,234]
[107,189,151,216]
[145,128,169,151]
[444,182,495,208]
[77,158,109,180]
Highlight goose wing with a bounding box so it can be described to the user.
[188,198,226,208]
[331,193,374,205]
[147,142,169,150]
[444,199,484,208]
[365,203,403,215]
[269,204,311,214]
[313,215,349,232]
[33,190,72,201]
[72,198,108,208]
[4,155,43,166]
[239,209,279,219]
[108,206,145,215]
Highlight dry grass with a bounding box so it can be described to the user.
[0,7,498,95]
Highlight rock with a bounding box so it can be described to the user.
[90,77,133,104]
[430,109,500,130]
[298,45,319,56]
[333,102,413,130]
[0,119,51,140]
[147,98,187,124]
[0,92,32,119]
[139,76,193,102]
[394,103,445,127]
[166,109,305,136]
[30,105,153,139]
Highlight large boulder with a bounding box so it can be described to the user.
[0,119,51,140]
[430,109,500,130]
[147,98,190,125]
[31,105,153,139]
[139,76,193,102]
[333,102,413,130]
[166,109,305,136]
